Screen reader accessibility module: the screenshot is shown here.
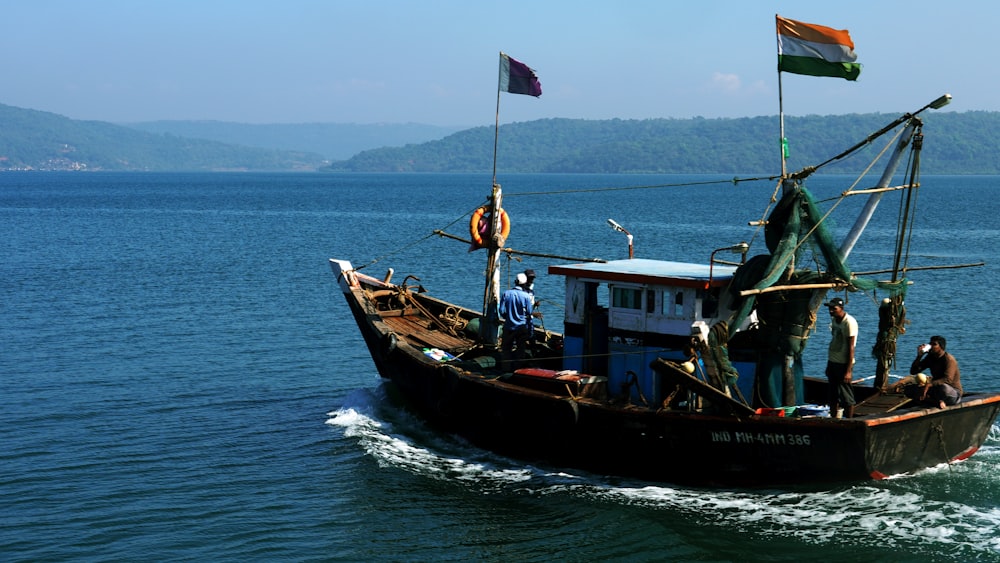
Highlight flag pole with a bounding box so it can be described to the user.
[776,15,797,404]
[778,73,786,177]
[493,51,502,187]
[482,50,541,344]
[776,16,787,178]
[480,52,506,346]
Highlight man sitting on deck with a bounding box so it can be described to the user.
[907,335,963,409]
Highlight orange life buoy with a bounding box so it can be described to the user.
[469,206,511,247]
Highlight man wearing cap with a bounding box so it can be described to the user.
[825,297,858,418]
[909,335,962,408]
[523,269,543,324]
[499,273,534,371]
[523,269,536,296]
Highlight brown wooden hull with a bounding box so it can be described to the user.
[331,259,1000,486]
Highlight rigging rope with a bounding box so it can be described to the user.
[353,203,486,272]
[356,119,915,278]
[789,125,906,261]
[356,110,920,275]
[503,175,779,197]
[357,176,773,271]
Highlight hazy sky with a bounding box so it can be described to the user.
[3,1,993,126]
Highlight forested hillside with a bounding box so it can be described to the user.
[123,121,463,160]
[0,104,327,171]
[330,111,1000,175]
[2,101,998,174]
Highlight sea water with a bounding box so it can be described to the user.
[3,171,1000,561]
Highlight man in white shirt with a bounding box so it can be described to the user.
[825,297,858,418]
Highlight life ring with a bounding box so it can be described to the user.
[469,206,511,247]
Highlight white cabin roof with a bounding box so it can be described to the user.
[549,259,736,289]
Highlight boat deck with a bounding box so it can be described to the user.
[381,310,470,351]
[854,392,914,416]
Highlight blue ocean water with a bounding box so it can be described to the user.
[3,171,1000,561]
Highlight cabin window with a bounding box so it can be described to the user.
[661,290,686,318]
[611,287,642,310]
[646,290,656,314]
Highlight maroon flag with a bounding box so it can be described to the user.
[499,53,542,97]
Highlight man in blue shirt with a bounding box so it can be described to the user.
[499,273,534,372]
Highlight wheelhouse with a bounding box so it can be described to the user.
[549,259,754,406]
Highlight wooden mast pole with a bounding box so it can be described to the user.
[479,54,506,345]
[775,17,798,405]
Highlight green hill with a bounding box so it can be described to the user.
[2,101,998,174]
[329,111,1000,175]
[0,104,327,171]
[122,120,464,160]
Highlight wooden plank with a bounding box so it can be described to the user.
[854,392,913,415]
[651,358,756,416]
[382,315,470,350]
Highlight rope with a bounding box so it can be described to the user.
[934,423,954,471]
[520,346,709,365]
[503,176,779,198]
[434,229,605,263]
[354,116,915,275]
[354,203,485,272]
[790,126,905,260]
[440,306,469,333]
[896,132,922,277]
[358,176,768,272]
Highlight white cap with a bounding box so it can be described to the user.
[516,273,528,285]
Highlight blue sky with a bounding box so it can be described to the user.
[2,1,993,126]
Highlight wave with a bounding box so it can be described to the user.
[328,385,1000,558]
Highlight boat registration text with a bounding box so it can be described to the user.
[711,430,812,446]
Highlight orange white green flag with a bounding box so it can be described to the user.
[776,15,861,81]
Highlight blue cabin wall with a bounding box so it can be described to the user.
[560,271,739,407]
[608,342,688,405]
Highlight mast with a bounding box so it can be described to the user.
[777,58,788,178]
[479,51,541,344]
[831,94,948,390]
[479,183,504,345]
[839,93,951,258]
[837,121,918,259]
[479,55,507,345]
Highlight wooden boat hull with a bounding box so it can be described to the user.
[331,259,1000,486]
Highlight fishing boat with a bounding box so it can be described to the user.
[329,92,1000,486]
[330,39,1000,484]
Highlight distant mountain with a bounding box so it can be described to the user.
[0,104,327,171]
[3,101,998,174]
[122,121,465,160]
[328,111,1000,175]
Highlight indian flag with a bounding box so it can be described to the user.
[777,15,861,81]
